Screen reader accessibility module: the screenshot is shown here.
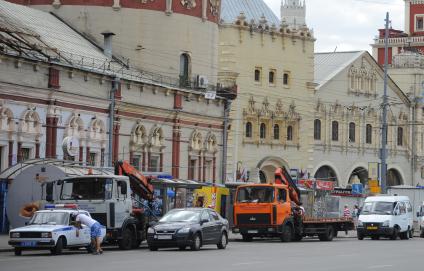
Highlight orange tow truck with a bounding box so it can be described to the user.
[233,167,354,242]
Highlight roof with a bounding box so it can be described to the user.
[0,1,219,94]
[220,0,280,26]
[314,51,363,88]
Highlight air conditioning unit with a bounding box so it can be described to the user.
[196,75,208,89]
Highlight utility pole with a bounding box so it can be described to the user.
[222,99,231,183]
[108,76,119,167]
[381,12,390,194]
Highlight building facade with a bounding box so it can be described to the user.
[219,0,316,183]
[0,1,228,183]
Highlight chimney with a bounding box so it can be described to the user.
[101,31,115,58]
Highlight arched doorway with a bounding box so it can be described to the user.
[387,168,403,186]
[257,157,289,183]
[349,167,368,185]
[314,165,338,185]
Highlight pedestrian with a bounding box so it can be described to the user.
[72,212,103,255]
[352,204,359,229]
[343,205,351,235]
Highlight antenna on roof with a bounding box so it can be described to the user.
[334,46,337,52]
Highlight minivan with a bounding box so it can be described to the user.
[357,195,413,240]
[417,202,424,238]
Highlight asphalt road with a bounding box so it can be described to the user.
[0,237,422,271]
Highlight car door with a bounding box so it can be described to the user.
[208,210,223,243]
[200,210,214,244]
[69,213,90,246]
[397,202,408,231]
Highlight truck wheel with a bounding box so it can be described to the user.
[241,234,252,242]
[390,227,399,240]
[357,234,364,240]
[217,231,228,249]
[400,230,409,240]
[293,234,303,242]
[51,237,64,255]
[14,248,22,256]
[86,243,94,254]
[409,229,414,238]
[319,226,334,241]
[148,246,158,251]
[131,239,142,249]
[119,228,134,250]
[190,233,202,251]
[420,228,424,238]
[280,225,293,242]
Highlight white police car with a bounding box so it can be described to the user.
[9,204,105,256]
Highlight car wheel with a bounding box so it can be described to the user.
[280,225,293,242]
[14,248,22,256]
[390,227,399,240]
[119,228,133,250]
[148,246,158,251]
[51,237,64,255]
[86,243,94,254]
[190,233,201,251]
[241,234,252,242]
[409,229,414,238]
[217,231,228,249]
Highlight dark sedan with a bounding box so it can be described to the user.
[147,208,229,251]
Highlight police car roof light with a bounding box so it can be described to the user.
[45,204,78,209]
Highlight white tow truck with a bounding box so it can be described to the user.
[9,204,105,255]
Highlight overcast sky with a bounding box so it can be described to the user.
[263,0,405,52]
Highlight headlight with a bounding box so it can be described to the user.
[147,227,155,234]
[178,227,191,234]
[358,220,363,226]
[10,232,20,238]
[382,220,390,227]
[41,232,52,238]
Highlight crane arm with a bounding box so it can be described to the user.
[274,167,301,206]
[114,160,154,201]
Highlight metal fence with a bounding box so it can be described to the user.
[0,181,8,233]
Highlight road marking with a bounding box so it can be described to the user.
[232,261,264,266]
[367,265,393,269]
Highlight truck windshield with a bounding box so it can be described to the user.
[237,187,274,203]
[60,178,113,200]
[29,212,68,225]
[361,201,394,215]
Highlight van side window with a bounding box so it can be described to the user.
[399,202,406,214]
[406,202,412,213]
[277,189,287,202]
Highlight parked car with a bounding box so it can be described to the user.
[357,195,413,240]
[417,201,424,238]
[147,208,229,251]
[9,206,105,256]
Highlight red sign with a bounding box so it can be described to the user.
[297,179,334,191]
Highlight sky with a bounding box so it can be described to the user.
[263,0,405,52]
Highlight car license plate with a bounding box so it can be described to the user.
[157,235,172,240]
[367,226,378,230]
[247,230,258,234]
[21,241,36,247]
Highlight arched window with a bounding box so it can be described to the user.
[245,122,252,138]
[283,73,289,85]
[366,124,372,144]
[269,70,275,84]
[349,122,356,143]
[254,68,261,82]
[314,119,321,140]
[260,123,266,139]
[287,125,293,141]
[180,53,190,87]
[273,124,280,140]
[331,121,339,141]
[397,127,403,146]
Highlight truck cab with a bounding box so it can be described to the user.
[46,174,146,249]
[233,184,295,241]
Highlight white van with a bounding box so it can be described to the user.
[417,202,424,238]
[357,195,413,240]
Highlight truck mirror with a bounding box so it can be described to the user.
[119,181,127,195]
[46,182,54,202]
